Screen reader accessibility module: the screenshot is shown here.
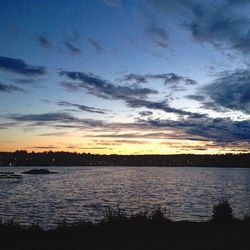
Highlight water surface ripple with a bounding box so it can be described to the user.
[0,166,250,228]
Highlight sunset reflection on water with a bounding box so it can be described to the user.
[0,166,250,228]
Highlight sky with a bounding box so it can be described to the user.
[1,0,250,154]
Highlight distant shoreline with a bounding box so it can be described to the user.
[1,165,250,168]
[0,151,250,167]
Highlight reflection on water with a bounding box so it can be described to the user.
[0,166,250,228]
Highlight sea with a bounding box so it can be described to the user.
[0,166,250,228]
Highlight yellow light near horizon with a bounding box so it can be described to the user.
[0,128,247,155]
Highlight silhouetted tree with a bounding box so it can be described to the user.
[212,201,233,223]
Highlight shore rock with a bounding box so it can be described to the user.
[23,169,57,175]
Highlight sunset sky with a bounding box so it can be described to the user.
[1,0,250,154]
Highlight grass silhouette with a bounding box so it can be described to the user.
[0,202,250,250]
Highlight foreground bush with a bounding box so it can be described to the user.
[101,206,171,225]
[1,203,250,250]
[212,201,233,223]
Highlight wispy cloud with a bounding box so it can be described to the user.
[64,41,81,54]
[0,82,23,93]
[0,122,18,129]
[30,145,58,149]
[0,56,46,76]
[185,94,206,102]
[120,73,197,86]
[87,38,104,54]
[146,22,169,48]
[37,34,52,49]
[60,70,202,117]
[14,78,42,84]
[144,116,250,144]
[203,69,250,114]
[39,132,68,137]
[60,71,158,99]
[7,109,250,149]
[57,101,108,114]
[93,139,148,145]
[9,112,104,128]
[123,97,203,117]
[148,0,250,54]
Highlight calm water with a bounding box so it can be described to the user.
[0,166,250,228]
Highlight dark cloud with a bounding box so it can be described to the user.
[15,78,41,84]
[187,1,250,53]
[159,141,209,151]
[203,69,250,114]
[87,38,104,54]
[154,41,168,48]
[39,132,68,136]
[40,99,51,104]
[86,126,241,146]
[144,116,250,144]
[60,71,158,99]
[147,22,168,42]
[60,70,203,117]
[150,73,197,85]
[199,101,228,113]
[185,94,206,102]
[148,0,250,54]
[0,82,23,93]
[88,132,141,138]
[184,78,197,85]
[9,112,104,127]
[57,101,108,114]
[146,22,169,48]
[60,82,83,91]
[31,145,58,149]
[0,122,18,129]
[120,73,148,84]
[66,145,79,149]
[9,110,249,146]
[7,110,250,148]
[139,111,153,116]
[11,112,76,122]
[124,97,202,117]
[37,34,52,49]
[64,41,81,54]
[87,130,217,142]
[98,139,147,145]
[120,73,197,86]
[0,56,46,76]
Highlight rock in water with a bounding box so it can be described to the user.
[23,169,57,175]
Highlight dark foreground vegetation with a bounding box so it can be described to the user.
[1,150,250,167]
[1,202,250,250]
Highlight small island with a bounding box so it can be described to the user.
[23,169,57,175]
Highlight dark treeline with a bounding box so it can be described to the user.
[0,150,250,167]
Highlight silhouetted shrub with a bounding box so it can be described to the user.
[149,206,171,223]
[130,209,149,224]
[100,206,171,227]
[102,206,127,224]
[212,201,233,223]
